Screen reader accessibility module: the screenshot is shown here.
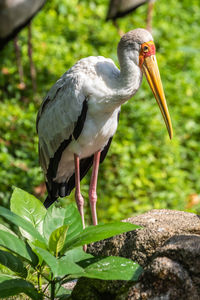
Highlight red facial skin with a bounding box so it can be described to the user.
[139,41,156,68]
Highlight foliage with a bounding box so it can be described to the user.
[0,0,200,222]
[0,187,142,299]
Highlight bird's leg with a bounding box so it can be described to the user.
[89,151,101,226]
[28,22,37,92]
[74,154,85,229]
[113,20,124,37]
[13,36,25,90]
[146,0,155,33]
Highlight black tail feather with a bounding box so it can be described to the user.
[43,180,59,208]
[44,155,94,208]
[43,195,57,209]
[44,136,114,209]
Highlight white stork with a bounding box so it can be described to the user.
[36,28,173,228]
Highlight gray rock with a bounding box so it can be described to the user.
[71,209,200,300]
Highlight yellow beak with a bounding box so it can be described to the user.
[143,55,173,139]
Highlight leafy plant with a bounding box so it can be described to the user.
[1,0,200,221]
[0,187,142,299]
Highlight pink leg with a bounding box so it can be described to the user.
[89,151,101,225]
[74,154,85,229]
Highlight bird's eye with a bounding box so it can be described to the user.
[143,46,149,52]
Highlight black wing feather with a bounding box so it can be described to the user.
[43,98,88,208]
[43,106,120,209]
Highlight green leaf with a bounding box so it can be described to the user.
[0,277,42,299]
[64,222,140,251]
[0,206,46,246]
[0,230,38,265]
[0,224,17,237]
[43,204,82,242]
[0,250,27,278]
[62,248,142,281]
[56,294,71,300]
[79,256,143,281]
[55,285,71,299]
[34,247,58,276]
[49,225,69,256]
[64,247,94,263]
[35,247,84,278]
[10,187,46,238]
[58,255,84,277]
[0,274,18,283]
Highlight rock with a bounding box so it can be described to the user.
[70,209,200,300]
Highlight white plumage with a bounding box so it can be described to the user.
[37,28,172,227]
[37,55,140,180]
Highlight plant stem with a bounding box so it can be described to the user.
[37,266,42,292]
[50,273,55,300]
[50,281,55,300]
[43,282,50,294]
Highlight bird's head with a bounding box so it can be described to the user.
[118,28,173,139]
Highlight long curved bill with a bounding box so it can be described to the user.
[143,55,173,139]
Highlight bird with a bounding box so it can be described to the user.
[0,0,46,49]
[106,0,156,35]
[36,28,173,229]
[0,0,46,90]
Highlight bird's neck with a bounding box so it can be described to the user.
[114,55,143,105]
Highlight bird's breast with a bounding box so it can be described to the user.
[69,107,120,158]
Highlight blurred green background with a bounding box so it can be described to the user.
[0,0,200,224]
